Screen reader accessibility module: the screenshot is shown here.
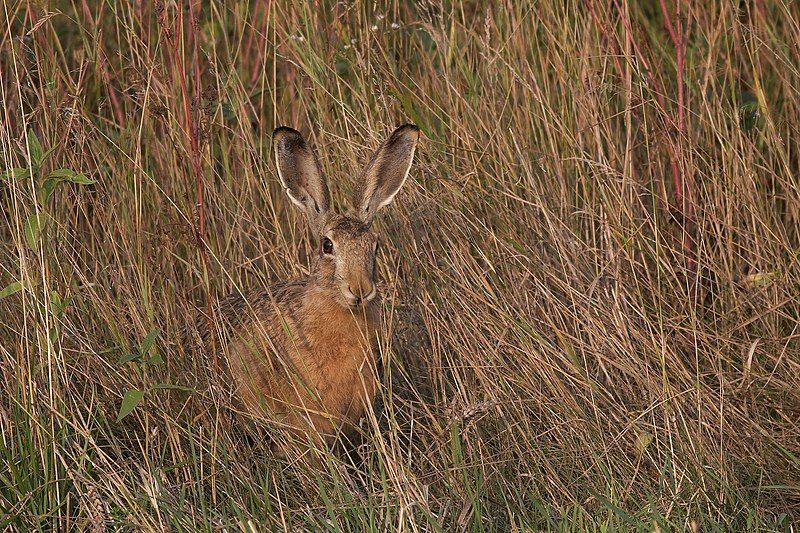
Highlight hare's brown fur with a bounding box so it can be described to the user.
[202,124,419,448]
[219,219,380,439]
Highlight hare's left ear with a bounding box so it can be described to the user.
[273,127,331,233]
[351,124,420,224]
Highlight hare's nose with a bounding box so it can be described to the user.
[347,280,375,305]
[347,287,360,304]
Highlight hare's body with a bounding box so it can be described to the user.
[220,278,379,438]
[205,124,419,449]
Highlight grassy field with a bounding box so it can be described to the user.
[2,0,799,530]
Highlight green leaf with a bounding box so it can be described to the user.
[117,389,145,421]
[24,214,45,249]
[60,294,75,310]
[589,490,638,526]
[27,130,43,166]
[99,346,122,354]
[0,168,30,181]
[39,178,60,204]
[739,92,761,132]
[41,147,56,163]
[220,101,236,121]
[139,328,159,356]
[46,169,74,178]
[743,271,776,287]
[49,291,73,319]
[635,431,654,454]
[150,383,194,392]
[118,352,141,364]
[66,173,94,185]
[48,168,94,184]
[0,281,24,299]
[146,353,164,365]
[50,290,65,318]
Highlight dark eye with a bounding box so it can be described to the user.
[322,237,334,255]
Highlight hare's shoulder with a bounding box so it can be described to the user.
[216,278,308,324]
[186,279,308,345]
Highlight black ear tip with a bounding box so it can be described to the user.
[391,124,421,142]
[273,126,303,139]
[273,126,306,150]
[397,123,420,133]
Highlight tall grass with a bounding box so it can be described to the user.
[1,0,799,529]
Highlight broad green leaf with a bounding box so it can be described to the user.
[0,281,24,299]
[48,168,94,184]
[50,290,65,318]
[24,214,45,249]
[99,346,122,354]
[47,169,75,179]
[635,431,654,454]
[117,389,145,421]
[139,328,159,356]
[743,271,776,287]
[150,383,194,392]
[49,291,73,318]
[589,490,637,525]
[65,173,94,185]
[146,353,164,365]
[118,352,141,364]
[739,92,761,132]
[27,129,43,166]
[40,177,60,204]
[41,147,56,163]
[0,168,30,181]
[220,101,236,121]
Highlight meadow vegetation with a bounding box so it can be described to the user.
[1,0,799,529]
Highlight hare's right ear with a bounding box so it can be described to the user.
[351,124,420,224]
[273,127,330,233]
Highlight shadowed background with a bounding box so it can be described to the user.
[1,0,799,529]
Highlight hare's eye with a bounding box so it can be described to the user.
[322,237,334,255]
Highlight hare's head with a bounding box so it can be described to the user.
[273,124,419,309]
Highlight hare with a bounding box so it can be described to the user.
[206,124,420,451]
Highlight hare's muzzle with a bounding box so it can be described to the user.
[343,279,376,307]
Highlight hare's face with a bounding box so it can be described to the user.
[315,215,379,308]
[273,124,419,308]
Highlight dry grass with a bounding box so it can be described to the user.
[1,0,799,530]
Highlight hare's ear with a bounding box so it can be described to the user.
[273,127,330,232]
[351,124,419,224]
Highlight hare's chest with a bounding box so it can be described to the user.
[303,310,379,419]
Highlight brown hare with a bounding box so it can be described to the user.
[206,124,420,453]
